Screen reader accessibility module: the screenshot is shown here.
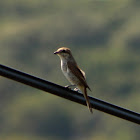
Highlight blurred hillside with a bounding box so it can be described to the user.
[0,0,140,140]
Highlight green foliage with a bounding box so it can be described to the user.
[0,0,140,140]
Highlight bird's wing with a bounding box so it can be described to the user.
[67,61,91,90]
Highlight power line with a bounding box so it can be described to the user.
[0,64,140,125]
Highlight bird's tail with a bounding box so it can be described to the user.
[79,86,93,113]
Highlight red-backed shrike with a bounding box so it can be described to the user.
[54,47,93,113]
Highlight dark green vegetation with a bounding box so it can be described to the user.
[0,0,140,140]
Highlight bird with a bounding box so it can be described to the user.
[54,47,93,113]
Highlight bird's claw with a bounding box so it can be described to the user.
[65,85,71,89]
[74,88,81,93]
[65,85,81,93]
[65,85,76,89]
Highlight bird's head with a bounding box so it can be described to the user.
[54,47,72,59]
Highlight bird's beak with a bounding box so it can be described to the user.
[54,51,58,54]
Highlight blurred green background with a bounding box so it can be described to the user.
[0,0,140,140]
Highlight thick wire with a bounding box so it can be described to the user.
[0,64,140,125]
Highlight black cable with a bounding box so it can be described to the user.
[0,64,140,125]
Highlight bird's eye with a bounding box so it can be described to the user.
[62,50,66,53]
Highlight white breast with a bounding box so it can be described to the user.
[61,59,80,85]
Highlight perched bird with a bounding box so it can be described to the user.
[54,47,93,113]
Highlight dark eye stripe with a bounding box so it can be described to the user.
[62,50,66,53]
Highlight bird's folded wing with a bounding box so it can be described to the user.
[67,61,91,90]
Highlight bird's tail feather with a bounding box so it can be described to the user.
[80,86,93,113]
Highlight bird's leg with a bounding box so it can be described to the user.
[65,85,76,89]
[65,85,81,93]
[74,87,81,93]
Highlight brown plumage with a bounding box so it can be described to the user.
[54,47,93,113]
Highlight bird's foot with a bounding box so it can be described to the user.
[74,88,81,93]
[65,85,81,93]
[65,85,76,89]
